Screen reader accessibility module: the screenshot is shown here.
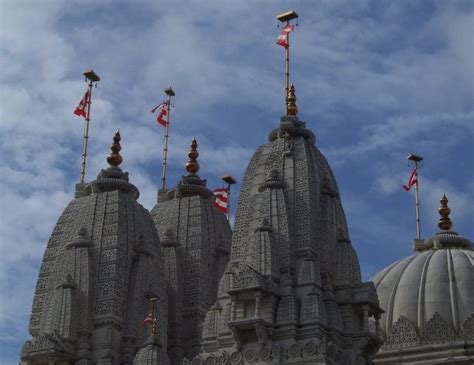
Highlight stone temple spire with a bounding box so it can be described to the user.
[22,130,169,364]
[198,77,382,364]
[438,194,452,230]
[151,138,231,363]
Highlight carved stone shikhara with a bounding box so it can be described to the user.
[22,116,473,364]
[196,115,383,364]
[21,134,170,365]
[150,139,232,364]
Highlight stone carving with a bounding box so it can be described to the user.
[422,312,457,344]
[385,316,420,349]
[151,151,231,363]
[22,140,169,364]
[197,115,382,364]
[461,313,474,341]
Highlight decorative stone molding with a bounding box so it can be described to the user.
[385,316,420,349]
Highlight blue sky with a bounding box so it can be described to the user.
[0,0,473,362]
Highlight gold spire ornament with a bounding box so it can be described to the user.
[438,194,453,230]
[107,130,123,167]
[286,84,298,116]
[185,138,200,175]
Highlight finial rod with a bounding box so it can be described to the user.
[150,298,158,336]
[438,194,453,230]
[407,154,423,239]
[276,10,298,115]
[222,175,236,221]
[161,86,175,191]
[79,69,100,183]
[185,138,200,176]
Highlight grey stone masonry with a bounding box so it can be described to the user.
[151,170,232,364]
[21,149,169,364]
[372,224,474,364]
[195,116,383,365]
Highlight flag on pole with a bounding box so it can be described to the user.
[213,188,229,214]
[151,102,168,127]
[74,89,89,119]
[402,168,418,191]
[276,24,295,49]
[143,312,154,327]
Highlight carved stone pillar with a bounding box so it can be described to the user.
[362,305,369,332]
[230,295,236,321]
[340,305,353,333]
[255,293,262,318]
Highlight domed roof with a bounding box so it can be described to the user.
[372,195,474,357]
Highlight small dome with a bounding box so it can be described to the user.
[373,245,473,340]
[372,195,474,362]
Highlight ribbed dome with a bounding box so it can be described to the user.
[372,215,474,365]
[373,244,473,338]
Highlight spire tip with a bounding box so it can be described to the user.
[107,130,123,167]
[185,138,200,175]
[438,193,452,230]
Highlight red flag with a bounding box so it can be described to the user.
[74,89,89,119]
[143,312,153,327]
[213,188,229,214]
[276,24,295,49]
[151,102,168,127]
[402,168,418,191]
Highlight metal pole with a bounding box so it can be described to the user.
[150,298,157,336]
[226,182,231,221]
[285,21,290,115]
[80,81,93,183]
[414,162,421,239]
[161,93,172,191]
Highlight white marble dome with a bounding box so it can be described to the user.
[372,195,474,364]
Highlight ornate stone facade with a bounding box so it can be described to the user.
[151,139,232,364]
[21,132,169,365]
[372,195,474,364]
[21,100,385,364]
[196,114,383,364]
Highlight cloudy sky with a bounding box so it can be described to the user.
[0,0,473,361]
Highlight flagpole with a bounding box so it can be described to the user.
[277,10,298,115]
[150,297,158,336]
[161,86,175,191]
[80,70,100,183]
[408,154,423,239]
[222,175,236,221]
[415,173,421,239]
[285,30,290,114]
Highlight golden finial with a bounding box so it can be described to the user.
[107,130,123,167]
[438,193,452,230]
[185,138,200,175]
[286,84,298,116]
